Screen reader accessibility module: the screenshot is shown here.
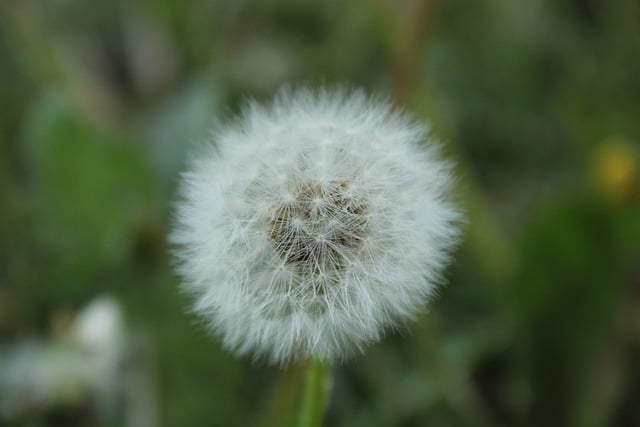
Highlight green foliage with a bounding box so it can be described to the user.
[22,93,156,288]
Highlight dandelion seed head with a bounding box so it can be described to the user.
[171,87,462,365]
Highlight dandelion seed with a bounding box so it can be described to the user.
[171,87,462,365]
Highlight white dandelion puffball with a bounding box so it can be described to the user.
[171,88,461,365]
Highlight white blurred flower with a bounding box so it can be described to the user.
[171,87,462,365]
[73,295,123,354]
[0,296,126,421]
[0,341,91,418]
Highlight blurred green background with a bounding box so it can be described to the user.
[1,0,639,426]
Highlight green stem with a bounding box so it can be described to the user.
[297,358,331,427]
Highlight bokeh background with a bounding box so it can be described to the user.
[1,0,639,426]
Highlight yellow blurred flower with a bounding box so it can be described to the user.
[592,138,638,202]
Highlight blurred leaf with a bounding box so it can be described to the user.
[20,91,158,301]
[510,195,625,427]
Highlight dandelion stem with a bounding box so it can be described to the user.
[298,358,330,427]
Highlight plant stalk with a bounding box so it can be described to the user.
[297,358,330,427]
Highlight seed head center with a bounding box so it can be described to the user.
[269,181,368,273]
